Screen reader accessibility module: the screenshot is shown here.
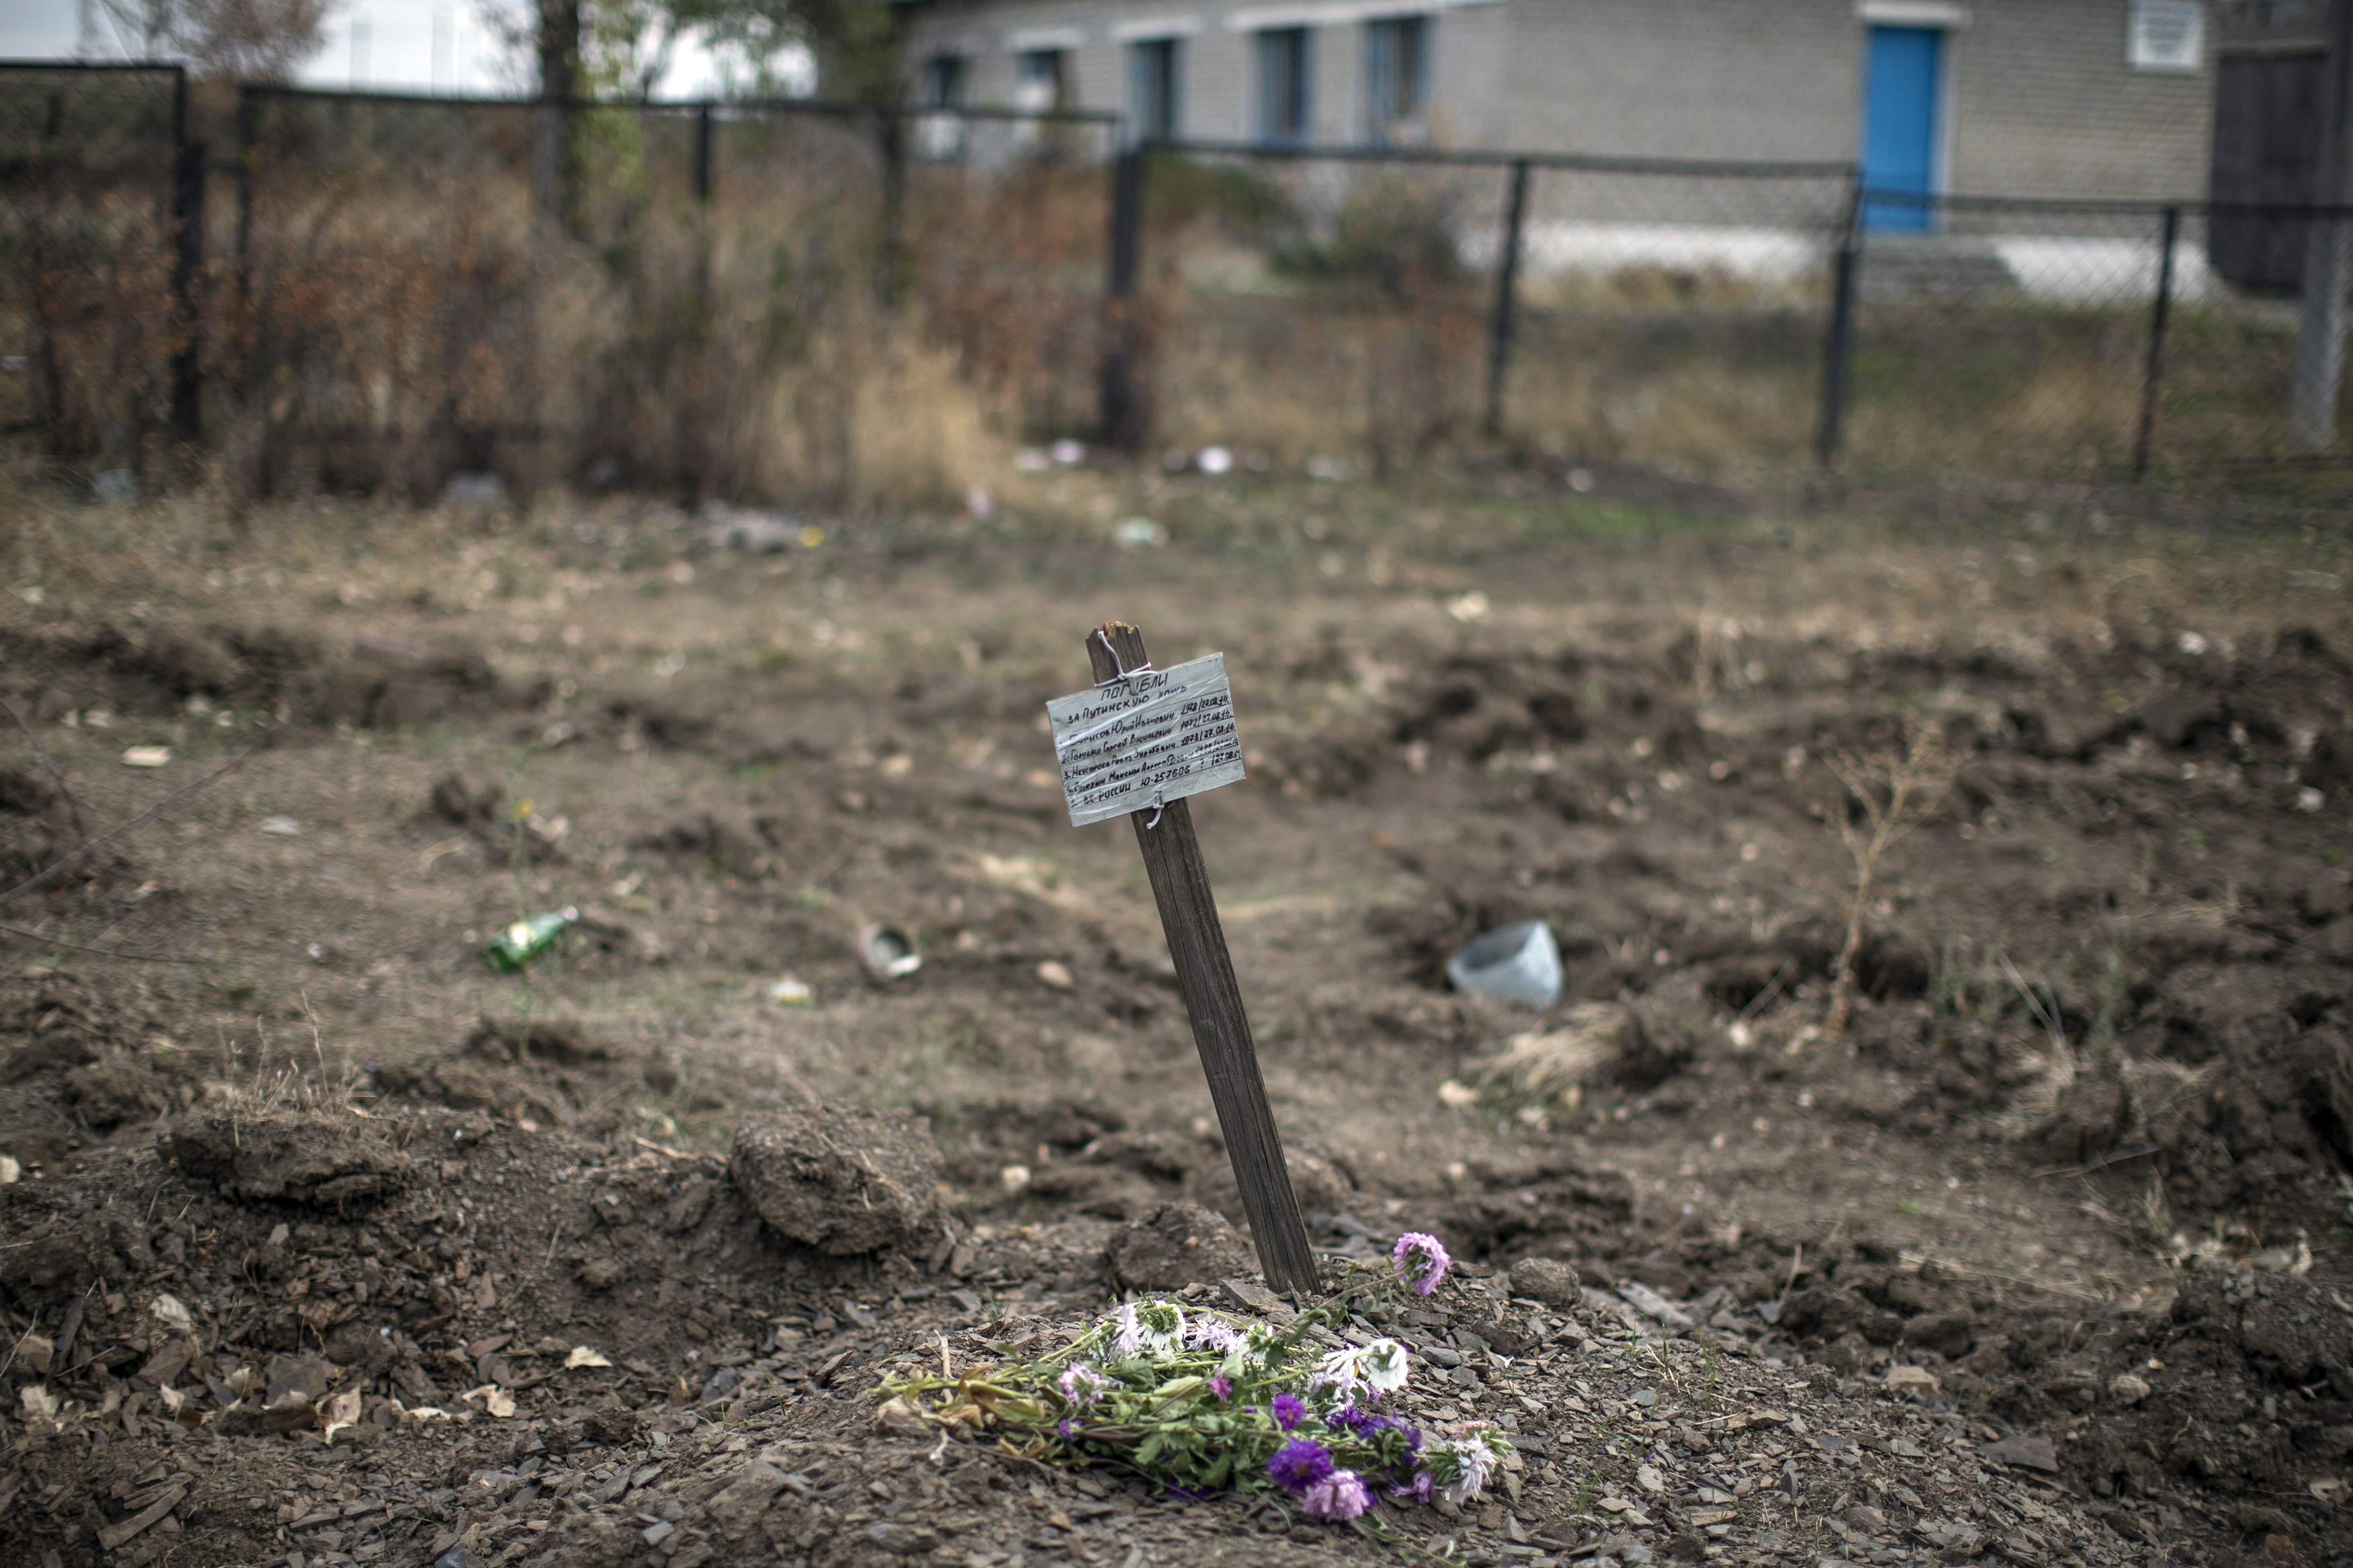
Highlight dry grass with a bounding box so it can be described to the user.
[1476,1002,1640,1107]
[1820,725,1954,1040]
[9,109,1103,513]
[1151,293,1486,468]
[206,994,370,1121]
[1,189,182,473]
[12,109,2342,498]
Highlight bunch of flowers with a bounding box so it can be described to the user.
[877,1231,1509,1530]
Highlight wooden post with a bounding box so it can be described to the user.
[1085,622,1319,1297]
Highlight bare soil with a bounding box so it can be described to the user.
[3,470,2352,1568]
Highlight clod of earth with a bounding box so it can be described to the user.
[157,1110,410,1204]
[1101,1200,1255,1292]
[1507,1254,1580,1307]
[728,1099,945,1255]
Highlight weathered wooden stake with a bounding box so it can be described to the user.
[1085,622,1320,1297]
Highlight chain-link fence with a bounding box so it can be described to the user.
[1497,161,1853,481]
[221,85,1117,504]
[1116,147,2353,492]
[0,62,201,468]
[1112,142,1851,478]
[6,57,2353,501]
[1840,193,2353,485]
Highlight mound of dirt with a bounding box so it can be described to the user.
[1101,1200,1254,1292]
[1437,1152,1638,1258]
[11,621,507,729]
[729,1099,947,1256]
[0,975,192,1170]
[1972,1267,2353,1518]
[0,764,86,889]
[425,774,565,864]
[637,811,773,880]
[1390,654,1608,763]
[370,1018,668,1134]
[157,1108,411,1204]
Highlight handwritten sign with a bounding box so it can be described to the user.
[1046,652,1246,828]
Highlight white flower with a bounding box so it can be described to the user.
[1112,1301,1185,1360]
[1360,1338,1410,1395]
[1310,1345,1368,1403]
[1312,1337,1412,1403]
[1186,1319,1246,1355]
[1433,1434,1501,1505]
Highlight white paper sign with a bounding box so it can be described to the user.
[1047,653,1246,827]
[2128,1,2204,72]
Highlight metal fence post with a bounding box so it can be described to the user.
[2290,0,2351,453]
[1099,145,1146,448]
[2133,204,2182,479]
[169,75,205,444]
[691,99,715,326]
[877,110,908,310]
[1814,175,1864,469]
[1484,158,1530,438]
[694,99,715,203]
[234,89,257,317]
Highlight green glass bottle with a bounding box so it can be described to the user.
[484,906,578,973]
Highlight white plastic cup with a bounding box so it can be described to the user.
[1445,920,1564,1010]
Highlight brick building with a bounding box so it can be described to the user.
[894,0,2221,213]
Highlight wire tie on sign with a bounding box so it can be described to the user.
[1093,628,1155,686]
[1142,788,1166,831]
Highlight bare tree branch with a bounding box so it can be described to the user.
[90,0,333,80]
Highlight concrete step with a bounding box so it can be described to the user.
[1858,240,2020,300]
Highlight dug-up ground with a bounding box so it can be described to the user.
[3,464,2352,1568]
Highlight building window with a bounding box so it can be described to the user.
[918,54,967,160]
[1016,48,1071,112]
[1256,27,1313,147]
[920,53,966,109]
[1364,15,1427,140]
[1129,37,1183,143]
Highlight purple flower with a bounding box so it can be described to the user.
[1329,1408,1417,1445]
[1271,1393,1307,1432]
[1391,1231,1452,1296]
[1302,1469,1373,1522]
[1187,1319,1247,1354]
[1267,1438,1335,1495]
[1388,1471,1435,1505]
[1328,1409,1425,1485]
[1059,1363,1110,1410]
[1210,1376,1233,1401]
[1058,1418,1079,1441]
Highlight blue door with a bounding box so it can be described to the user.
[1862,26,1942,231]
